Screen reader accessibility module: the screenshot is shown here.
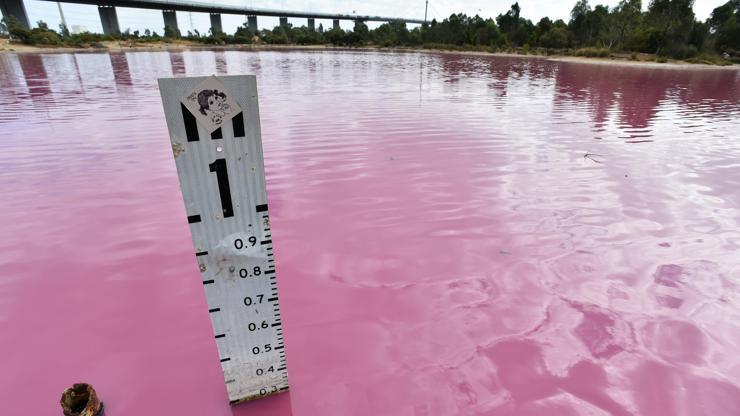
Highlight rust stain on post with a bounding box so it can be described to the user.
[172,141,185,158]
[60,383,104,416]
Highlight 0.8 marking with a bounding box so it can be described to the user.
[239,266,262,278]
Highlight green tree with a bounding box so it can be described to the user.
[611,0,642,48]
[497,2,521,42]
[163,25,180,38]
[473,18,502,46]
[569,0,592,45]
[590,4,610,46]
[2,15,30,42]
[709,0,739,53]
[535,16,553,42]
[59,23,70,37]
[352,20,369,44]
[540,26,569,48]
[373,21,409,46]
[325,27,346,45]
[234,23,253,44]
[264,26,289,44]
[645,0,696,57]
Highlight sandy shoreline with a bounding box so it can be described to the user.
[1,39,738,70]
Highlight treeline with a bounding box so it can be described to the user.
[2,0,738,62]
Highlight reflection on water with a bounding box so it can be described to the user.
[0,50,739,416]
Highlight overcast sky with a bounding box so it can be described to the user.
[22,0,729,35]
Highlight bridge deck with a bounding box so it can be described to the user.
[38,0,426,24]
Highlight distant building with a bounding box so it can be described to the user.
[71,25,88,34]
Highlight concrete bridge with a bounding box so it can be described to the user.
[1,0,426,35]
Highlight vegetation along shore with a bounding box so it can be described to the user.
[1,0,738,67]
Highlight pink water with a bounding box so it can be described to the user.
[1,50,740,415]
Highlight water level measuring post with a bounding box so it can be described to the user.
[157,75,288,404]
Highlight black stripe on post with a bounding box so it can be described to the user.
[187,215,201,224]
[181,103,199,142]
[232,112,245,137]
[211,127,223,140]
[256,204,268,212]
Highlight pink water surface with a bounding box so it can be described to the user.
[1,50,740,415]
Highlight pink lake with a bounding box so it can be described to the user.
[1,50,740,415]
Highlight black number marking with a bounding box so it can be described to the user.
[239,267,262,278]
[255,366,274,376]
[248,321,269,331]
[252,344,272,355]
[243,295,264,306]
[259,386,278,396]
[209,158,234,218]
[232,112,245,137]
[234,237,257,250]
[181,103,199,141]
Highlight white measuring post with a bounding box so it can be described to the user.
[157,75,288,404]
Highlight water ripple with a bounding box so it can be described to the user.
[0,50,739,416]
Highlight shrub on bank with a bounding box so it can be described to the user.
[684,53,733,66]
[575,47,610,58]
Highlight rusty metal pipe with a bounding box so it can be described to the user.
[60,383,104,416]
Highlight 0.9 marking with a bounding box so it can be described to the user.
[234,237,257,249]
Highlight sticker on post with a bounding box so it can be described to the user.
[181,75,242,133]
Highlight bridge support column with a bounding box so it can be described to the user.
[97,5,120,36]
[162,10,179,36]
[279,16,288,28]
[247,15,258,34]
[209,13,222,34]
[0,0,30,30]
[332,19,340,30]
[307,18,315,31]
